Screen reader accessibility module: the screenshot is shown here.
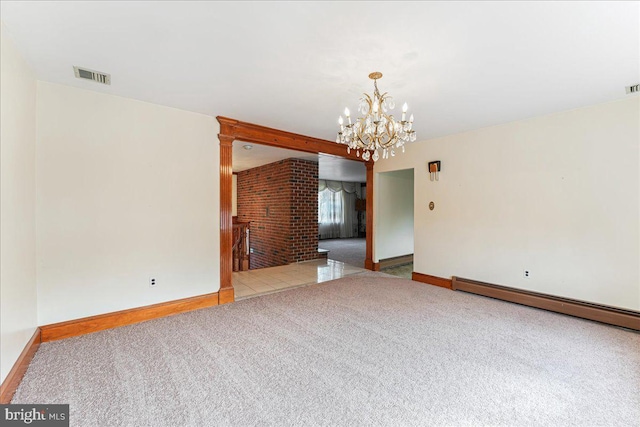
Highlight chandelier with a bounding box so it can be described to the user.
[336,72,416,162]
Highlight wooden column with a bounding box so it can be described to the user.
[364,161,375,270]
[218,135,235,304]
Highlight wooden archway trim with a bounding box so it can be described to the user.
[217,116,375,304]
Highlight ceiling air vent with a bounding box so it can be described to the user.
[73,66,111,85]
[625,84,639,94]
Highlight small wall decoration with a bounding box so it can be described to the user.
[428,161,441,181]
[429,201,435,211]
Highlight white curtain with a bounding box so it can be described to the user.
[318,180,361,239]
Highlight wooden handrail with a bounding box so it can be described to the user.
[232,222,250,271]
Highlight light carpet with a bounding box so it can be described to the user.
[318,238,365,268]
[13,273,640,426]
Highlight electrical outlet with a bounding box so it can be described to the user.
[523,270,531,279]
[149,277,157,287]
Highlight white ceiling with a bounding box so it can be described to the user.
[1,2,638,143]
[233,141,366,183]
[232,142,317,173]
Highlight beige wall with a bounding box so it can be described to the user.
[374,98,640,310]
[375,169,414,261]
[0,24,38,383]
[36,82,220,324]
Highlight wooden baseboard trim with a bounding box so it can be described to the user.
[379,254,413,269]
[412,272,453,289]
[364,259,375,270]
[218,287,235,305]
[452,277,640,331]
[373,262,381,271]
[0,328,41,404]
[40,292,219,342]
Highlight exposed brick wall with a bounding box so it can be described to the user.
[237,158,318,269]
[289,159,319,263]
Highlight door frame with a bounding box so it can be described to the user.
[217,116,375,304]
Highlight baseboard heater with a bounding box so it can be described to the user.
[452,277,640,331]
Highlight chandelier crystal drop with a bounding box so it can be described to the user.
[336,72,416,162]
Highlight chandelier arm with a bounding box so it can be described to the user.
[361,93,373,114]
[354,134,368,149]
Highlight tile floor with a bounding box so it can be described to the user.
[381,262,413,280]
[233,259,366,299]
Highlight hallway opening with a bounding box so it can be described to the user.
[376,168,415,279]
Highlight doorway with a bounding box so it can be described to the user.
[231,142,367,299]
[317,162,367,268]
[376,168,415,279]
[217,117,375,303]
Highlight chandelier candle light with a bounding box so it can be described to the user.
[336,72,416,162]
